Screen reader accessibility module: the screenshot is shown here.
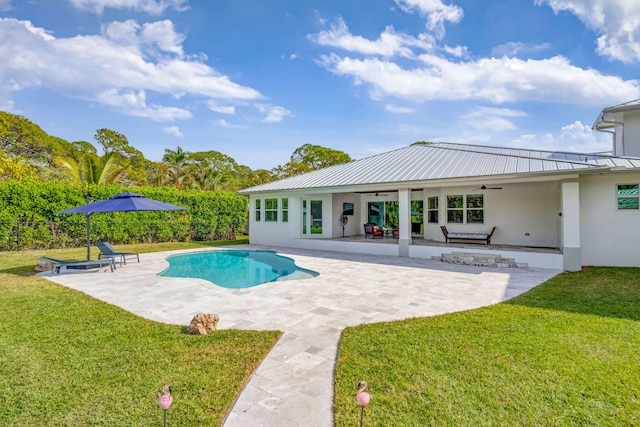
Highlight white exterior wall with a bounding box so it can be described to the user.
[580,173,640,267]
[249,192,333,246]
[332,193,361,237]
[560,180,581,271]
[622,111,640,157]
[423,182,560,247]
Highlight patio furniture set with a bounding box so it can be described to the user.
[39,242,139,275]
[364,223,497,245]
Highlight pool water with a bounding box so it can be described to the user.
[158,250,318,289]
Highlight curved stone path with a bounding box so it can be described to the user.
[42,245,560,426]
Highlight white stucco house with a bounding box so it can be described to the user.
[239,101,640,271]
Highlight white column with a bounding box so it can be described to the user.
[398,188,411,256]
[561,180,581,271]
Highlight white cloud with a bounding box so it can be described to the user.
[205,100,236,115]
[491,41,551,57]
[461,107,526,131]
[213,119,244,128]
[256,104,294,123]
[0,18,263,121]
[537,0,640,63]
[385,104,415,113]
[318,53,640,106]
[513,120,611,152]
[102,19,185,56]
[442,44,469,58]
[309,16,434,57]
[163,125,183,138]
[394,0,463,38]
[95,88,192,121]
[69,0,189,15]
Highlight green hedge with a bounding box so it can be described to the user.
[0,180,248,251]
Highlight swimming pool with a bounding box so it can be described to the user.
[158,250,318,288]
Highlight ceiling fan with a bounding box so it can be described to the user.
[473,185,503,191]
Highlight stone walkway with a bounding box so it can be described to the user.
[41,245,560,426]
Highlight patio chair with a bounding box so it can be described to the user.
[363,223,383,239]
[39,256,115,275]
[96,242,140,265]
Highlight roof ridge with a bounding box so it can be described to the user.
[425,142,603,167]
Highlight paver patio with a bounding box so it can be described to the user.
[41,244,560,426]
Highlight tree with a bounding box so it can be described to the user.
[290,144,353,169]
[53,152,127,186]
[94,128,147,185]
[0,111,51,164]
[162,146,190,168]
[272,144,353,179]
[0,150,38,181]
[94,128,131,154]
[248,168,276,187]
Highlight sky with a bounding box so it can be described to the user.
[1,0,640,170]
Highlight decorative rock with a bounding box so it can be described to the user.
[187,313,220,335]
[434,252,528,268]
[35,261,52,272]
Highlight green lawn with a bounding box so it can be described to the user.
[335,267,640,426]
[0,238,282,426]
[5,241,640,426]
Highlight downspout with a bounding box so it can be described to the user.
[594,112,624,155]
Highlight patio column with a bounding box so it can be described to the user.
[398,188,411,256]
[561,180,581,271]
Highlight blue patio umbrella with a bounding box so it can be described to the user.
[56,192,188,260]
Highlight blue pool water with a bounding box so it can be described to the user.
[158,250,318,289]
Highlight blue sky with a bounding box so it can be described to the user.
[1,0,639,170]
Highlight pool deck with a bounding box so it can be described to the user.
[41,245,561,427]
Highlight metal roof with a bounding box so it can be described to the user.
[238,142,640,194]
[593,99,640,130]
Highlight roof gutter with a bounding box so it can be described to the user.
[593,111,624,155]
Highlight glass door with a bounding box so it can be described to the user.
[367,202,384,227]
[310,200,323,234]
[302,199,323,235]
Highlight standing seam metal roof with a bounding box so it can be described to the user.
[238,142,640,194]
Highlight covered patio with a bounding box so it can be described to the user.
[294,232,564,269]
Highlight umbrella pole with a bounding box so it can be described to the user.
[85,213,92,260]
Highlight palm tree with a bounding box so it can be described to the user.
[191,166,224,191]
[162,146,189,168]
[53,152,126,185]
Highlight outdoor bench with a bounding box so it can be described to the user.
[440,226,496,245]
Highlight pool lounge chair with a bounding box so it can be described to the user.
[39,256,115,275]
[96,242,140,265]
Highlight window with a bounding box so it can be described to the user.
[302,200,307,234]
[255,199,261,222]
[282,198,288,222]
[447,195,464,223]
[427,197,439,223]
[617,184,639,210]
[265,198,278,221]
[466,194,484,223]
[447,194,484,224]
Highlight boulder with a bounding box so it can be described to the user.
[187,313,220,335]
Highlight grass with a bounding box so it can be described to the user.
[0,237,282,426]
[335,267,640,426]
